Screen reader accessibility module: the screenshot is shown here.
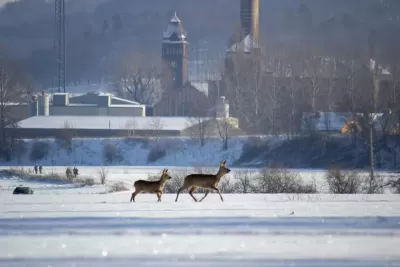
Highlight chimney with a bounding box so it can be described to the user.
[216,96,229,118]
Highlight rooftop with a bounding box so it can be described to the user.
[227,34,260,53]
[163,12,187,42]
[17,116,215,131]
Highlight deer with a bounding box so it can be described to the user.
[175,160,231,202]
[130,169,172,202]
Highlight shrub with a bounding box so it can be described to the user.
[30,141,50,161]
[219,176,237,193]
[325,166,363,194]
[164,170,186,193]
[103,143,121,163]
[147,145,166,163]
[362,174,385,194]
[108,181,129,193]
[386,176,400,194]
[234,169,256,193]
[83,178,95,186]
[98,167,108,185]
[256,167,317,194]
[147,174,160,181]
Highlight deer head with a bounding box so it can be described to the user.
[219,160,231,175]
[161,169,172,181]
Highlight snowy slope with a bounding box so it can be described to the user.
[3,137,256,167]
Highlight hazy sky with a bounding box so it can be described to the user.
[0,0,13,6]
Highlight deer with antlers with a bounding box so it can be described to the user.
[175,160,231,202]
[130,169,172,202]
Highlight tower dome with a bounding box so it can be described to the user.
[163,12,187,43]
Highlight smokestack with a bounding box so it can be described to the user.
[240,0,259,42]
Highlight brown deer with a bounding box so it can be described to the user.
[175,160,231,202]
[130,169,172,202]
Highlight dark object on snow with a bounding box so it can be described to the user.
[73,167,78,178]
[13,187,34,195]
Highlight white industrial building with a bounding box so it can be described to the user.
[28,91,148,117]
[13,115,242,138]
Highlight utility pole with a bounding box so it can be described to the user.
[54,0,66,93]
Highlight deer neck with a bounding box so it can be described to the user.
[215,169,226,183]
[158,177,168,187]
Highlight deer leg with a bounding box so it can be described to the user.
[189,186,198,202]
[156,191,162,202]
[212,186,224,202]
[175,184,191,202]
[130,190,139,202]
[199,189,210,202]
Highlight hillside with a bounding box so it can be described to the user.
[1,136,399,170]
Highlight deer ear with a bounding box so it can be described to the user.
[223,160,227,165]
[219,161,223,167]
[162,169,166,174]
[165,169,168,173]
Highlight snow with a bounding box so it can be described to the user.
[227,34,260,53]
[2,137,251,167]
[47,83,115,95]
[17,116,215,131]
[1,166,400,266]
[0,169,400,266]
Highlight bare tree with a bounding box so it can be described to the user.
[323,57,338,136]
[224,37,266,134]
[56,120,76,152]
[149,117,165,145]
[264,49,282,135]
[341,59,368,146]
[124,118,137,136]
[186,117,210,147]
[113,50,162,105]
[215,117,232,150]
[302,52,323,112]
[0,49,26,160]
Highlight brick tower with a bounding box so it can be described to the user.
[162,12,188,90]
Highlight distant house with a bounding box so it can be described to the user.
[301,112,353,133]
[301,112,395,135]
[11,115,243,139]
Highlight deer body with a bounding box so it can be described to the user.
[130,169,171,202]
[175,161,231,202]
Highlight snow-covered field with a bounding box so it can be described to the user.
[1,166,400,266]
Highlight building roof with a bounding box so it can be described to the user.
[163,12,187,43]
[226,34,260,53]
[47,82,115,95]
[191,82,209,96]
[17,116,215,131]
